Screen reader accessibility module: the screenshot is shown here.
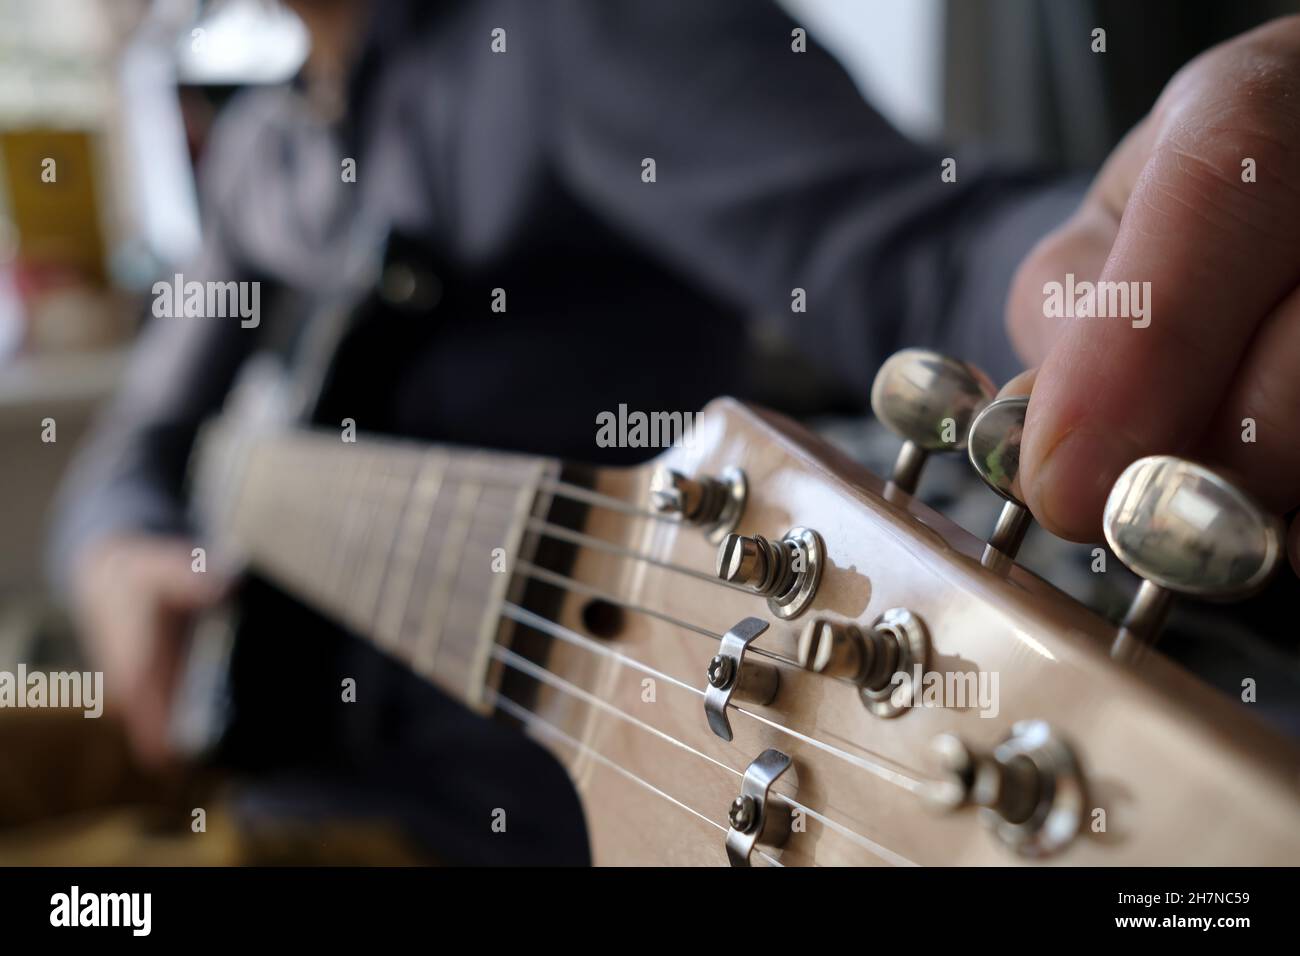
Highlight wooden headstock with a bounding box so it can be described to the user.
[502,397,1300,865]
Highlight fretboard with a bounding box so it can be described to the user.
[208,426,557,710]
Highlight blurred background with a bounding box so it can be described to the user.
[1,0,1299,736]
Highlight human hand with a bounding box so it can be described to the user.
[1004,16,1300,573]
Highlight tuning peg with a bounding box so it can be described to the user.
[795,611,930,719]
[923,720,1086,857]
[649,466,746,542]
[715,527,824,619]
[870,348,996,494]
[967,396,1033,562]
[1103,456,1284,662]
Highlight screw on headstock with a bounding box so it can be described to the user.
[728,795,758,833]
[706,654,735,689]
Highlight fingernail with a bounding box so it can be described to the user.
[1030,427,1142,540]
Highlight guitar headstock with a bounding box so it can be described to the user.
[511,350,1300,865]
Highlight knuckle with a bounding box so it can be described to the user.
[1145,105,1300,245]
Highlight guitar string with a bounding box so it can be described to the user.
[273,450,924,778]
[513,558,804,672]
[270,438,671,520]
[327,459,675,525]
[486,690,785,867]
[456,492,754,595]
[491,638,918,866]
[372,494,931,801]
[299,454,748,599]
[537,478,681,524]
[254,444,928,861]
[500,601,928,796]
[517,558,721,638]
[521,516,757,593]
[275,444,925,784]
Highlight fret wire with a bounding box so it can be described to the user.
[244,424,729,520]
[491,640,914,867]
[291,440,333,608]
[466,462,549,708]
[256,446,317,601]
[218,433,923,859]
[237,427,693,535]
[486,690,784,867]
[318,444,347,602]
[282,440,319,596]
[227,435,772,664]
[380,451,448,648]
[358,450,404,628]
[358,455,421,637]
[351,451,392,626]
[499,601,927,796]
[413,479,483,677]
[337,451,377,628]
[326,449,368,621]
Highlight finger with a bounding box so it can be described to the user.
[1197,281,1300,513]
[1006,202,1120,367]
[1020,62,1300,541]
[1004,120,1151,366]
[998,367,1038,398]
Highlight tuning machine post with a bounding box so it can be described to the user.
[1103,456,1283,663]
[967,395,1033,563]
[725,748,796,866]
[715,526,824,619]
[649,466,746,543]
[924,720,1086,857]
[870,348,996,495]
[797,610,929,718]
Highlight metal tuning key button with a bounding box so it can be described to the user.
[715,526,824,619]
[967,396,1033,562]
[924,720,1086,858]
[648,466,746,543]
[726,748,796,867]
[870,348,996,495]
[704,618,781,741]
[1103,455,1284,663]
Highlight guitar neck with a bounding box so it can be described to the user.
[191,396,1300,866]
[215,426,559,710]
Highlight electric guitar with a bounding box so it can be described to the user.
[179,345,1300,866]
